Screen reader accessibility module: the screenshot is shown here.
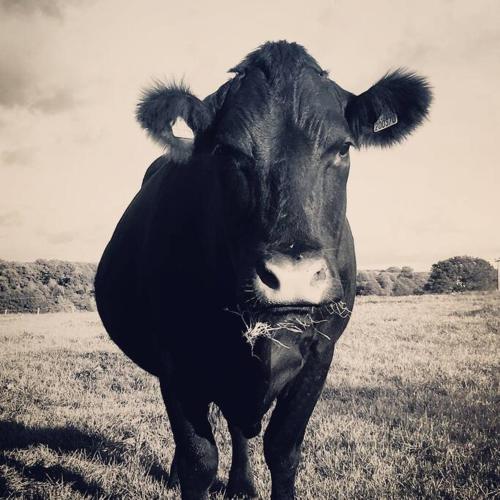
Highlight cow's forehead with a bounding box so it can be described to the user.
[213,69,351,159]
[208,42,353,158]
[229,41,324,80]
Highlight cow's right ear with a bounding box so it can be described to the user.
[136,82,212,162]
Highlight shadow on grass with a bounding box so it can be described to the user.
[147,462,171,484]
[0,420,124,460]
[318,382,498,497]
[0,455,105,498]
[0,420,173,497]
[321,381,449,412]
[320,382,497,447]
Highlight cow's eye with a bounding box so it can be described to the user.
[213,143,254,167]
[339,142,351,158]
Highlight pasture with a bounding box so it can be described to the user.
[0,293,498,499]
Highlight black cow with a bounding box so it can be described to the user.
[95,41,431,499]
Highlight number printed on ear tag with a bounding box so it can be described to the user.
[374,112,398,132]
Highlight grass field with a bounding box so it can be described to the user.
[1,293,498,499]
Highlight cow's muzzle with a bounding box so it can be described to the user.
[253,253,340,307]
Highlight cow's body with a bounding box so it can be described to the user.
[96,42,431,499]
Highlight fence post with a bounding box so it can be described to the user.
[37,307,40,315]
[496,259,500,292]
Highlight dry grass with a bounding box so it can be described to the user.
[234,301,351,349]
[0,292,498,499]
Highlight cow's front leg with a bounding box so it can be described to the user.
[263,360,331,500]
[225,423,257,499]
[160,379,218,500]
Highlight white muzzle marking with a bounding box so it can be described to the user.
[254,256,331,305]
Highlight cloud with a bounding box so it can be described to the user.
[0,211,23,226]
[0,148,34,167]
[0,55,77,113]
[30,88,77,114]
[0,56,33,108]
[1,0,65,19]
[0,0,94,20]
[0,0,86,114]
[45,231,77,245]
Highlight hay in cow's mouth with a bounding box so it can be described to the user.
[223,301,351,350]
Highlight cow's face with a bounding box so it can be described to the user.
[207,61,354,315]
[137,42,432,321]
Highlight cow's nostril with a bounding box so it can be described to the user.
[312,268,327,283]
[256,263,280,290]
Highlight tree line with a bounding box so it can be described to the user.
[356,266,429,296]
[0,259,96,313]
[0,256,496,313]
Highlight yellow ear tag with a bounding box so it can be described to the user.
[374,112,398,133]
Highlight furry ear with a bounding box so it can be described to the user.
[203,78,234,115]
[136,82,212,162]
[345,69,432,147]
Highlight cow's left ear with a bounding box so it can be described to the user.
[136,82,212,162]
[345,69,432,147]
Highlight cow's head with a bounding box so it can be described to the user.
[137,41,432,325]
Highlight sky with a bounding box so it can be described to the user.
[0,0,499,271]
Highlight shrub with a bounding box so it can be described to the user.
[424,256,496,294]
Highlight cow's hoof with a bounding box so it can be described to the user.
[225,479,258,499]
